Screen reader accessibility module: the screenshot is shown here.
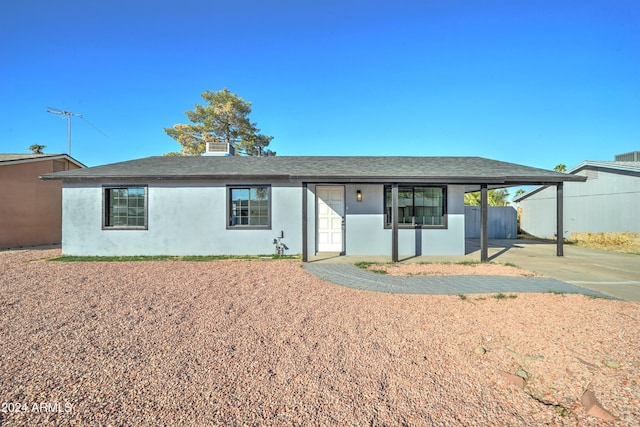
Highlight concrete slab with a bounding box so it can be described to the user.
[471,239,640,302]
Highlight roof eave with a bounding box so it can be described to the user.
[41,174,584,185]
[507,175,586,184]
[570,161,640,175]
[3,154,86,169]
[40,174,294,182]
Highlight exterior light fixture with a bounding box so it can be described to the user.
[356,190,363,202]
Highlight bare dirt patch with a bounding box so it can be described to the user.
[362,262,541,277]
[1,248,639,426]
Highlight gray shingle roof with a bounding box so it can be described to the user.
[40,155,584,185]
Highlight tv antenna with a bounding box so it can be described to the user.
[46,107,107,155]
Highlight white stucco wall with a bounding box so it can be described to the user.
[343,184,465,256]
[62,181,302,256]
[344,184,389,255]
[62,181,467,257]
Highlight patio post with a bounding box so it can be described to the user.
[480,184,488,262]
[556,182,564,256]
[302,182,308,262]
[392,183,399,262]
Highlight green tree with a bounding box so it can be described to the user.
[513,188,526,199]
[28,144,46,154]
[464,189,510,206]
[164,88,274,156]
[554,163,567,173]
[243,133,275,156]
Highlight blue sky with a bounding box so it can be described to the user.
[2,0,639,170]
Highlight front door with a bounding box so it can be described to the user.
[317,186,344,253]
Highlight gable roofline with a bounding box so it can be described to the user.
[0,153,86,169]
[568,160,640,174]
[514,160,640,202]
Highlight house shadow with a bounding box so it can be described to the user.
[1,243,61,253]
[465,237,556,261]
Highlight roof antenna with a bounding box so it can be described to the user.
[46,107,107,155]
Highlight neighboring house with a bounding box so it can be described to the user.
[515,152,640,239]
[1,153,85,248]
[41,155,583,261]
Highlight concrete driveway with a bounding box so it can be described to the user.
[468,239,640,301]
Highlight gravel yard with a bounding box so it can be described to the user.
[1,249,639,426]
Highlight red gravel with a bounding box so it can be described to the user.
[1,248,639,426]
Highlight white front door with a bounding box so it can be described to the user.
[317,186,344,253]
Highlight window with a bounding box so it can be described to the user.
[104,186,147,229]
[228,186,271,228]
[384,186,446,227]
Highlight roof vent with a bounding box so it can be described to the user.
[203,142,235,156]
[614,151,640,161]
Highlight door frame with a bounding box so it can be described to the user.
[315,185,346,255]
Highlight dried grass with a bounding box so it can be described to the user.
[569,232,640,254]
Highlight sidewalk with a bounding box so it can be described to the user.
[305,239,639,301]
[303,263,611,297]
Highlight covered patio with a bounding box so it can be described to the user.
[299,157,586,262]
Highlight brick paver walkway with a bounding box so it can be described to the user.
[303,263,612,297]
